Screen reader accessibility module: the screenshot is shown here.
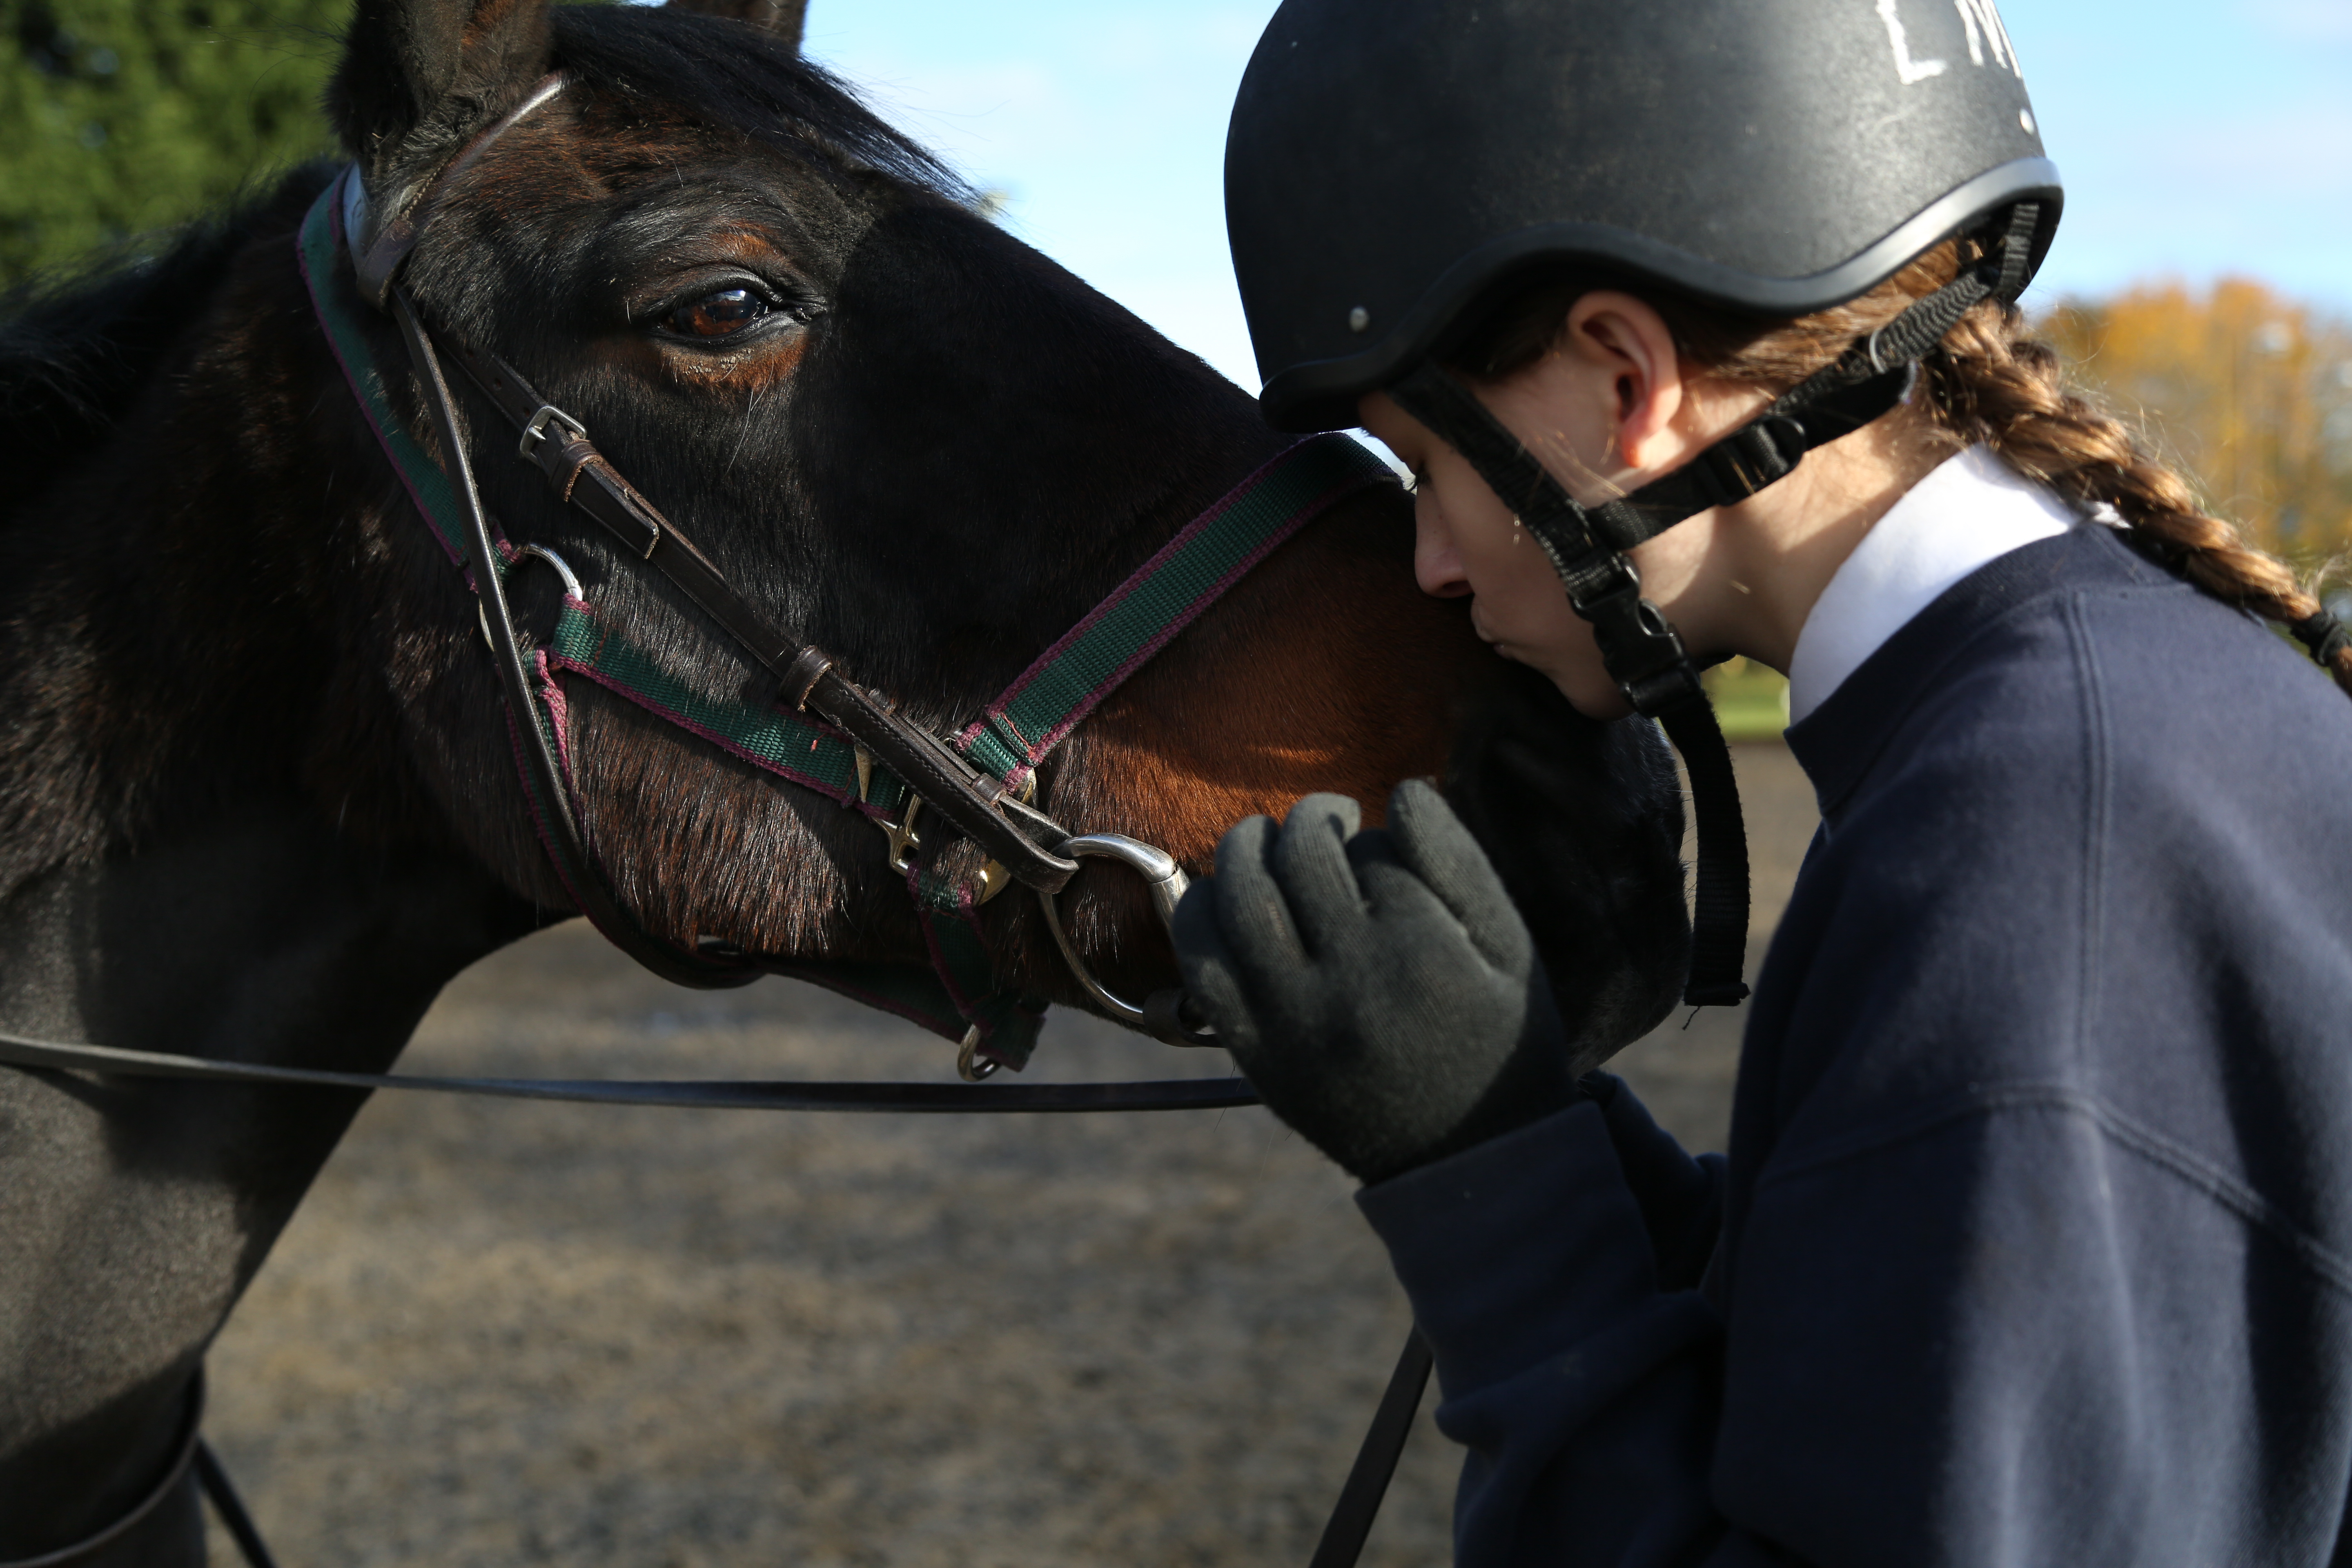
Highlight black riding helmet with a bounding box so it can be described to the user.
[1224,0,2063,1007]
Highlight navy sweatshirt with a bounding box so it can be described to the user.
[1360,524,2352,1565]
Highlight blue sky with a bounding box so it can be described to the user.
[790,1,2352,392]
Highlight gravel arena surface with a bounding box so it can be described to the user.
[199,742,1819,1567]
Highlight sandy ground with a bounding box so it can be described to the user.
[200,741,1819,1567]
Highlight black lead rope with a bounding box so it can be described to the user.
[0,1375,206,1568]
[0,1029,1258,1113]
[1311,1332,1437,1568]
[194,1443,282,1568]
[0,1028,1432,1568]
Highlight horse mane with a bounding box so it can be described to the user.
[547,6,976,205]
[0,165,334,532]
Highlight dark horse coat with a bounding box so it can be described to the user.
[0,1,1690,1561]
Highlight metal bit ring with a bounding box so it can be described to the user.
[1036,834,1199,1037]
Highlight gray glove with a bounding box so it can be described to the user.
[1173,780,1578,1184]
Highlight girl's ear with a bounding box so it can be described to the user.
[1562,291,1687,474]
[328,0,554,190]
[666,0,806,51]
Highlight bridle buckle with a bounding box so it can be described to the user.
[517,403,588,462]
[884,795,924,873]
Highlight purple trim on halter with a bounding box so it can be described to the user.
[532,649,580,802]
[1010,505,1320,775]
[908,869,1038,1065]
[764,962,965,1040]
[541,600,888,819]
[951,437,1354,782]
[298,171,468,574]
[550,652,860,807]
[971,1015,1043,1070]
[503,703,612,934]
[516,650,750,980]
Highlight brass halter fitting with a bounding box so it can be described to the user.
[954,1026,998,1081]
[884,796,924,874]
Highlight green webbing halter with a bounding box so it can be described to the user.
[297,183,1393,1068]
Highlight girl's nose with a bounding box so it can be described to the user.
[1413,497,1473,599]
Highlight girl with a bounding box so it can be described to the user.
[1177,1,2352,1563]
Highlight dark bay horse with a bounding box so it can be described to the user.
[0,0,1689,1559]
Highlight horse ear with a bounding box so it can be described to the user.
[664,0,806,51]
[329,0,554,178]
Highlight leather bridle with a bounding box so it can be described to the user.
[317,75,1411,1075]
[350,76,1105,1023]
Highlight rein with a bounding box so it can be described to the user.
[0,1027,1256,1113]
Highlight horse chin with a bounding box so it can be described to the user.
[1441,662,1693,1071]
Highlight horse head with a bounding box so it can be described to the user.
[313,0,1691,1062]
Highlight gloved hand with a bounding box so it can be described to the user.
[1173,779,1579,1184]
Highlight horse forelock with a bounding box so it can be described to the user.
[547,7,973,209]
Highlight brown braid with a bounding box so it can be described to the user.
[1448,244,2352,698]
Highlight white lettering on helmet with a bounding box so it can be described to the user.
[1952,0,2025,78]
[1875,0,1949,86]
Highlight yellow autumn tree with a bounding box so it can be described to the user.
[2039,280,2352,565]
[1708,277,2352,738]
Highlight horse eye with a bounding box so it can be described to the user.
[664,287,770,339]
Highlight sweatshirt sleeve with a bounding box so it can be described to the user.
[1357,1081,2324,1568]
[1358,1100,1746,1566]
[1582,1069,1724,1293]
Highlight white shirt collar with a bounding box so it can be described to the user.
[1785,445,2086,724]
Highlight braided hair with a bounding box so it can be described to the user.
[1449,242,2352,697]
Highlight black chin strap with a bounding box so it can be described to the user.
[1390,202,2044,1010]
[1575,363,1920,555]
[1389,366,1752,1007]
[1589,201,2044,555]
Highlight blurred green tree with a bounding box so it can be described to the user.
[0,0,351,286]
